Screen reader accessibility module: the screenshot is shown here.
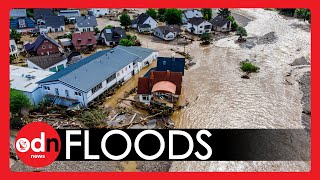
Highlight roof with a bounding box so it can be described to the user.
[72,31,97,47]
[132,13,152,25]
[59,38,72,47]
[75,16,97,27]
[43,16,65,28]
[10,9,27,18]
[10,17,36,30]
[187,17,206,26]
[156,57,185,76]
[34,9,53,20]
[24,34,60,52]
[152,81,176,94]
[58,10,80,18]
[37,46,157,92]
[101,27,127,42]
[210,15,230,27]
[183,9,203,19]
[10,65,54,93]
[137,71,182,95]
[157,25,182,35]
[27,53,67,69]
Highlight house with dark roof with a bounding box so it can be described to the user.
[182,9,203,24]
[58,9,80,23]
[34,8,53,25]
[75,16,97,32]
[26,53,68,72]
[186,17,212,35]
[210,15,231,32]
[38,16,65,33]
[72,31,97,51]
[37,46,158,107]
[131,13,157,33]
[137,71,183,106]
[99,27,127,46]
[10,9,27,19]
[10,17,36,34]
[153,25,182,41]
[24,34,61,56]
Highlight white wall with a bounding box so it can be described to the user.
[39,26,65,34]
[187,21,212,34]
[139,94,153,104]
[144,17,157,30]
[76,25,94,32]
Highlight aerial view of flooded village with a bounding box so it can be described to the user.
[9,8,310,172]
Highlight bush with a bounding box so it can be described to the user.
[236,26,247,37]
[200,32,212,43]
[227,15,238,31]
[79,109,108,128]
[240,62,260,73]
[119,39,134,46]
[10,89,31,114]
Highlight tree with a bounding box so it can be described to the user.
[164,9,182,25]
[10,55,15,64]
[120,13,131,28]
[94,27,100,35]
[218,8,231,18]
[278,8,296,17]
[146,8,157,20]
[157,8,166,22]
[10,29,22,43]
[10,89,31,114]
[227,15,238,31]
[295,9,311,22]
[119,39,134,46]
[200,32,212,43]
[236,26,247,42]
[26,9,34,18]
[201,9,212,21]
[105,24,114,28]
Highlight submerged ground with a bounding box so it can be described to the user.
[11,8,311,172]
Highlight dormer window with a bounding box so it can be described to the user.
[18,19,26,28]
[78,38,81,42]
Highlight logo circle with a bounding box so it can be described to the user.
[15,122,61,167]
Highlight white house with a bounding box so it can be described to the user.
[187,17,212,35]
[26,53,68,72]
[37,46,158,107]
[153,25,182,41]
[88,8,110,17]
[10,65,54,105]
[75,16,98,32]
[131,13,157,32]
[182,9,203,24]
[10,40,19,58]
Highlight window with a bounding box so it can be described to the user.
[49,44,52,49]
[43,86,50,90]
[57,64,64,71]
[49,67,57,72]
[107,73,116,83]
[129,65,131,68]
[65,90,69,97]
[91,83,102,94]
[200,26,203,28]
[163,61,166,65]
[117,72,120,77]
[142,95,149,101]
[55,88,59,95]
[75,92,82,96]
[42,45,46,49]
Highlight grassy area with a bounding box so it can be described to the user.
[240,61,260,73]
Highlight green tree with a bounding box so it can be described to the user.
[295,9,311,22]
[240,62,259,73]
[164,9,182,25]
[10,89,31,114]
[10,29,22,43]
[227,15,238,31]
[201,9,212,21]
[105,24,114,28]
[120,13,131,28]
[157,8,166,22]
[200,32,212,42]
[119,39,134,46]
[94,27,100,35]
[278,8,296,17]
[26,9,34,18]
[146,8,157,20]
[236,26,247,39]
[10,55,15,64]
[218,8,231,18]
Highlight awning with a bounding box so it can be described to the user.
[151,81,176,94]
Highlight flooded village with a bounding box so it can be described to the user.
[9,8,310,172]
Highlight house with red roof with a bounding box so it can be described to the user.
[72,31,97,51]
[137,70,183,106]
